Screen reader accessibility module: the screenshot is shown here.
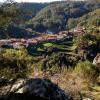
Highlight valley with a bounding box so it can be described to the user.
[0,0,100,100]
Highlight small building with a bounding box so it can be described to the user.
[27,39,37,45]
[46,36,57,41]
[57,35,64,40]
[13,42,20,49]
[36,37,44,42]
[46,30,53,34]
[24,43,29,48]
[25,28,33,32]
[59,31,68,35]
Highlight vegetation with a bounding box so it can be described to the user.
[68,8,100,29]
[0,1,19,28]
[26,0,100,33]
[0,0,100,38]
[0,0,100,99]
[20,3,48,17]
[0,47,34,79]
[74,61,99,82]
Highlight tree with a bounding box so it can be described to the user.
[0,0,18,28]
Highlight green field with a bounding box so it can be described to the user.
[27,37,77,57]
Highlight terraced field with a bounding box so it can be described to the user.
[27,37,77,57]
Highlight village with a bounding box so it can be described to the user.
[0,27,85,49]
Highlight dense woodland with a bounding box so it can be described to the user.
[27,0,100,33]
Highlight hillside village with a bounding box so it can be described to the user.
[0,27,85,49]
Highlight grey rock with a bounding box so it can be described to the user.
[10,78,70,100]
[93,53,100,65]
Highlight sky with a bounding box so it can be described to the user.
[0,0,84,3]
[0,0,62,3]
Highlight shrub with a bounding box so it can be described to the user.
[0,48,33,79]
[74,61,99,83]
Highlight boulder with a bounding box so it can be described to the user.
[93,53,100,65]
[10,78,70,100]
[10,79,26,93]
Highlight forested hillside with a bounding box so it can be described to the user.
[68,8,100,29]
[0,0,100,38]
[0,2,47,39]
[20,3,48,17]
[26,0,100,33]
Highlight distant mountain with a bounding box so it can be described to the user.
[26,0,100,33]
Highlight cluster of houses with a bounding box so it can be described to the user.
[0,32,69,49]
[0,27,86,49]
[70,27,86,36]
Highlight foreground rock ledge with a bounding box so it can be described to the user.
[0,78,71,100]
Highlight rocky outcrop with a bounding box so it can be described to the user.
[93,53,100,65]
[6,78,70,100]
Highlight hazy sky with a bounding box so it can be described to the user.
[1,0,62,3]
[1,0,84,3]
